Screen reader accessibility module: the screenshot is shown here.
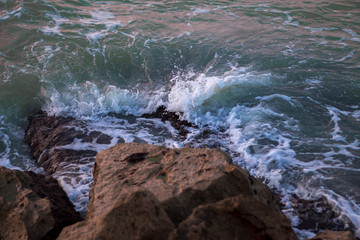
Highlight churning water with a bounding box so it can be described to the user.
[1,0,359,238]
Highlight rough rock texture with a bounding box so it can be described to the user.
[58,143,298,240]
[309,230,356,240]
[24,111,102,174]
[289,194,349,234]
[0,167,81,240]
[58,190,174,240]
[24,107,194,174]
[169,194,297,240]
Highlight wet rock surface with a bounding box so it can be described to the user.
[58,143,298,240]
[0,166,81,240]
[24,111,105,174]
[289,194,351,234]
[309,230,356,240]
[24,111,116,215]
[24,107,196,175]
[142,105,197,137]
[274,192,356,238]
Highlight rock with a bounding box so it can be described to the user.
[0,167,81,240]
[288,194,349,234]
[309,230,356,240]
[24,111,113,215]
[58,142,298,240]
[37,149,97,175]
[58,190,174,240]
[169,194,297,240]
[142,106,197,137]
[24,111,101,174]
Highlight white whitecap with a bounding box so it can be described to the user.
[167,67,271,117]
[256,94,297,107]
[192,8,211,15]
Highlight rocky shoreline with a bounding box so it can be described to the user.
[0,167,81,239]
[0,109,357,239]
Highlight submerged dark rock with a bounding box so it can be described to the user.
[24,110,107,174]
[142,106,198,137]
[24,107,197,175]
[0,166,81,240]
[290,194,351,234]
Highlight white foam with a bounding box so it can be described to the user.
[352,110,360,120]
[342,28,360,43]
[0,6,23,20]
[165,31,191,42]
[90,11,114,20]
[145,2,164,7]
[324,190,360,238]
[0,127,13,169]
[42,14,69,36]
[44,82,145,118]
[256,94,297,107]
[80,11,122,30]
[42,9,122,40]
[30,41,62,73]
[55,137,115,152]
[86,30,108,42]
[305,77,322,85]
[54,161,94,214]
[304,26,335,33]
[0,116,38,171]
[0,13,9,21]
[224,103,300,188]
[192,8,211,15]
[167,67,271,118]
[338,50,355,62]
[283,13,299,26]
[144,38,158,48]
[137,118,179,137]
[326,106,350,141]
[344,29,358,38]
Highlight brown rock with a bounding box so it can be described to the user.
[169,194,297,240]
[58,143,297,240]
[90,143,278,224]
[58,190,174,240]
[309,230,356,240]
[0,167,81,240]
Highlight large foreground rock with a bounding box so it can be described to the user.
[58,143,298,240]
[0,167,81,240]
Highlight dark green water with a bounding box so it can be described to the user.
[1,0,360,238]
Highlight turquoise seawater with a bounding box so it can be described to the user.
[1,0,360,238]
